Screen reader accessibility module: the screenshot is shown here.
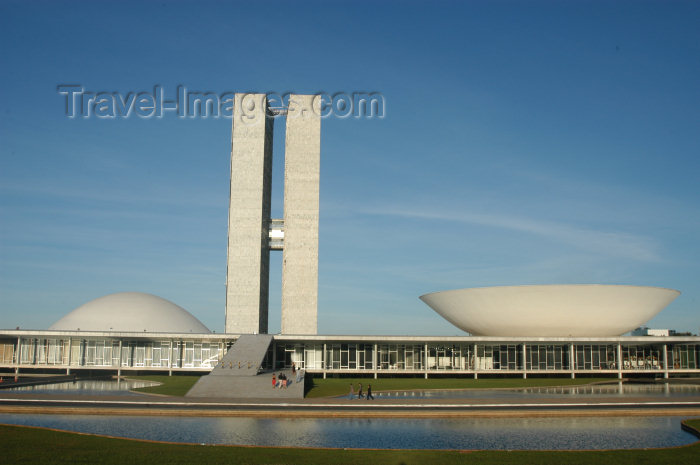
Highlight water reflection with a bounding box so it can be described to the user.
[7,379,158,396]
[0,414,695,450]
[374,383,700,399]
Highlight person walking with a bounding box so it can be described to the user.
[357,383,364,399]
[272,373,277,389]
[366,383,374,400]
[348,383,355,400]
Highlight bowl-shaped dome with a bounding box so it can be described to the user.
[420,285,680,337]
[50,292,211,333]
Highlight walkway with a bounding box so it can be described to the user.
[2,390,700,418]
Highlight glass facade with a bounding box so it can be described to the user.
[574,344,617,370]
[525,345,568,371]
[4,335,699,376]
[428,345,467,370]
[670,344,699,369]
[323,343,374,370]
[0,340,14,363]
[12,337,225,370]
[621,345,662,370]
[270,341,700,375]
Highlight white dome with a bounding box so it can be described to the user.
[50,292,211,333]
[420,284,680,337]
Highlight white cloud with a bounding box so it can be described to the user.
[360,206,660,262]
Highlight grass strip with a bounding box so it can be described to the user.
[306,376,615,398]
[1,421,699,465]
[127,375,201,396]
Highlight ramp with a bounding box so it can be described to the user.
[186,335,304,399]
[210,334,273,376]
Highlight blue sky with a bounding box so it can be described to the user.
[1,0,699,334]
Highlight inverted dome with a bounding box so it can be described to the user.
[420,285,680,337]
[50,292,211,333]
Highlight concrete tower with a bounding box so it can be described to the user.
[281,95,321,334]
[225,93,320,335]
[225,94,274,334]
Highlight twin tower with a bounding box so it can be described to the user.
[225,94,320,335]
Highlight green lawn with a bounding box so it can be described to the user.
[305,376,615,398]
[127,375,201,396]
[1,421,698,465]
[125,374,617,398]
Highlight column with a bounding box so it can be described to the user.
[117,340,123,376]
[15,337,21,377]
[617,343,623,380]
[373,343,378,379]
[662,344,669,379]
[522,343,527,379]
[168,339,173,376]
[66,338,72,375]
[424,343,429,379]
[569,343,575,379]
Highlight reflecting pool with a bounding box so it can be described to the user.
[6,379,158,396]
[0,414,696,450]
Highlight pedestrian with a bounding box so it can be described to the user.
[366,383,374,400]
[279,372,287,388]
[272,373,277,389]
[357,383,364,399]
[348,383,355,400]
[296,369,303,384]
[292,362,296,375]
